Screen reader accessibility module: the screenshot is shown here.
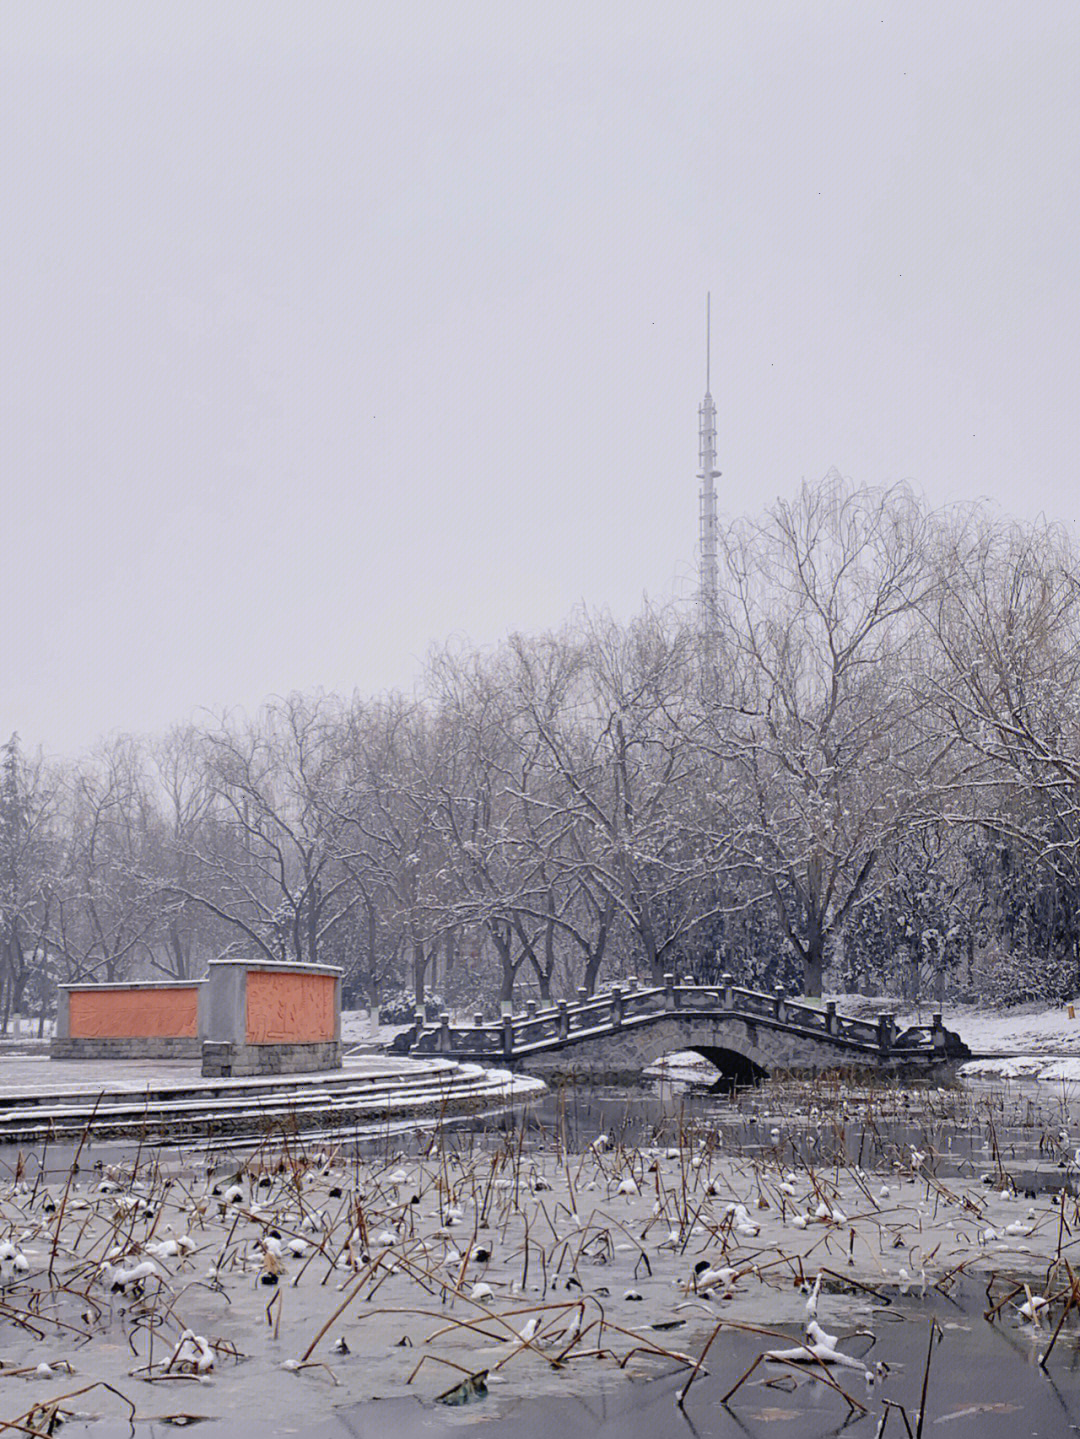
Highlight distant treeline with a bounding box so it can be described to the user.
[4,475,1080,1026]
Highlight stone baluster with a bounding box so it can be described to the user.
[664,973,677,1010]
[825,1000,838,1035]
[610,986,623,1029]
[557,1001,570,1040]
[502,1013,515,1058]
[877,1012,896,1052]
[774,984,786,1020]
[721,973,734,1008]
[931,1013,946,1053]
[438,1012,451,1053]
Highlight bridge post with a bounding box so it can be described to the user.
[525,999,538,1018]
[664,973,677,1010]
[931,1013,946,1053]
[825,1000,838,1035]
[721,973,734,1008]
[774,985,786,1020]
[438,1012,451,1053]
[877,1012,896,1052]
[610,986,623,1029]
[557,1001,570,1039]
[502,1014,514,1059]
[626,976,638,992]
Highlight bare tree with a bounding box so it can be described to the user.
[706,476,942,995]
[143,727,220,979]
[499,608,726,989]
[48,739,159,984]
[0,735,61,1028]
[168,697,362,969]
[922,510,1080,994]
[329,696,453,1008]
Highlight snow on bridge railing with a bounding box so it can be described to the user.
[398,974,954,1062]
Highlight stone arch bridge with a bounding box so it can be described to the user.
[396,976,969,1082]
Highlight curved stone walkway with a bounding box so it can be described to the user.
[0,1047,544,1144]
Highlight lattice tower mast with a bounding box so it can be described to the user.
[698,294,720,637]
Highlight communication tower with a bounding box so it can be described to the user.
[698,295,720,637]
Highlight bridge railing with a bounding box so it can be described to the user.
[402,976,947,1060]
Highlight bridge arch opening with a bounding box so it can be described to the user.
[690,1047,769,1089]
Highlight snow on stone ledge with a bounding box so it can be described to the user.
[961,1055,1080,1082]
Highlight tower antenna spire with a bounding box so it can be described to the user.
[698,296,719,650]
[706,290,711,394]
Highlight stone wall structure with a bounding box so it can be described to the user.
[51,961,343,1076]
[199,960,342,1077]
[53,982,203,1060]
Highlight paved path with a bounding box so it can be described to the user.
[0,1048,431,1099]
[0,1045,544,1143]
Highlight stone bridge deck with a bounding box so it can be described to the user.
[399,976,969,1080]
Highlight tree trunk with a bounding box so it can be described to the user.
[488,924,518,1006]
[0,974,9,1036]
[307,890,318,968]
[529,916,556,1001]
[412,940,428,1006]
[11,970,26,1020]
[583,947,605,994]
[363,897,378,1003]
[167,919,190,980]
[443,929,457,986]
[802,916,826,997]
[803,950,825,998]
[582,900,614,994]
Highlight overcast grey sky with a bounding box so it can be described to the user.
[3,1,1078,757]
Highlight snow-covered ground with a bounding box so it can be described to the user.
[836,996,1080,1083]
[961,1055,1080,1081]
[944,1005,1080,1085]
[830,994,1080,1054]
[340,1009,416,1048]
[898,1000,1080,1058]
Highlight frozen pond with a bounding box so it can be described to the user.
[42,1292,1080,1439]
[7,1066,1080,1437]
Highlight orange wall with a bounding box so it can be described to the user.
[68,987,200,1039]
[245,970,337,1044]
